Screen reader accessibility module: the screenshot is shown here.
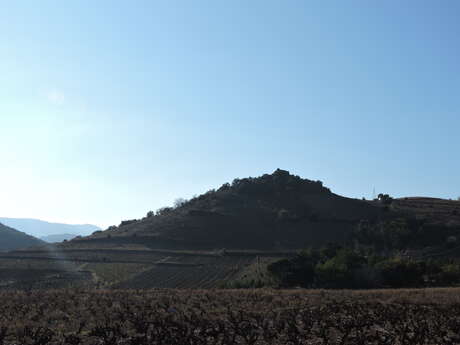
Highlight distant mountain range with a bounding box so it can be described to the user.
[39,233,80,243]
[0,222,44,251]
[0,218,101,239]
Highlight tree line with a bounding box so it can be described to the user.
[268,245,460,289]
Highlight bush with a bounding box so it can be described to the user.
[268,248,370,289]
[377,258,425,288]
[156,207,173,216]
[315,249,366,288]
[435,264,460,285]
[119,219,137,227]
[268,249,318,287]
[268,245,460,289]
[174,198,187,208]
[353,218,415,251]
[378,193,393,205]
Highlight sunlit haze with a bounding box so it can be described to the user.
[1,1,459,229]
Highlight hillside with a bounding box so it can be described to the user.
[64,169,390,250]
[1,170,460,289]
[392,197,460,227]
[0,222,44,251]
[0,218,100,238]
[40,233,79,243]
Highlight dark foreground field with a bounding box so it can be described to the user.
[0,288,459,344]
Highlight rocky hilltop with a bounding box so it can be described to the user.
[64,169,389,250]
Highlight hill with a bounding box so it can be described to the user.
[392,197,460,227]
[0,222,44,251]
[40,233,79,243]
[2,170,460,289]
[64,169,390,250]
[0,218,100,238]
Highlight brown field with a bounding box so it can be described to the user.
[0,288,459,344]
[0,249,279,289]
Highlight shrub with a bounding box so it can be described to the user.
[268,250,319,288]
[435,264,460,285]
[119,219,137,227]
[267,247,460,289]
[174,198,187,208]
[377,258,425,288]
[315,249,366,288]
[377,193,393,205]
[156,207,173,216]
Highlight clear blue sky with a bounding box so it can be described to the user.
[1,1,459,228]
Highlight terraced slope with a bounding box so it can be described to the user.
[115,255,255,289]
[393,197,460,226]
[0,248,285,288]
[63,169,388,251]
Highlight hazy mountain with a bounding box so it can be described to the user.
[0,222,44,251]
[0,218,101,238]
[39,233,79,243]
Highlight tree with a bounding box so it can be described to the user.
[378,193,393,205]
[376,258,425,288]
[382,218,412,250]
[146,211,154,218]
[353,218,413,251]
[173,198,187,208]
[119,219,137,227]
[268,249,319,287]
[156,207,173,216]
[219,183,230,191]
[437,264,460,285]
[315,249,366,288]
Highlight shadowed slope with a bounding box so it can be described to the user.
[64,169,388,250]
[0,222,44,251]
[0,218,100,238]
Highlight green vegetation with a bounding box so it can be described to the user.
[2,171,460,290]
[70,171,460,257]
[268,246,460,289]
[353,216,460,251]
